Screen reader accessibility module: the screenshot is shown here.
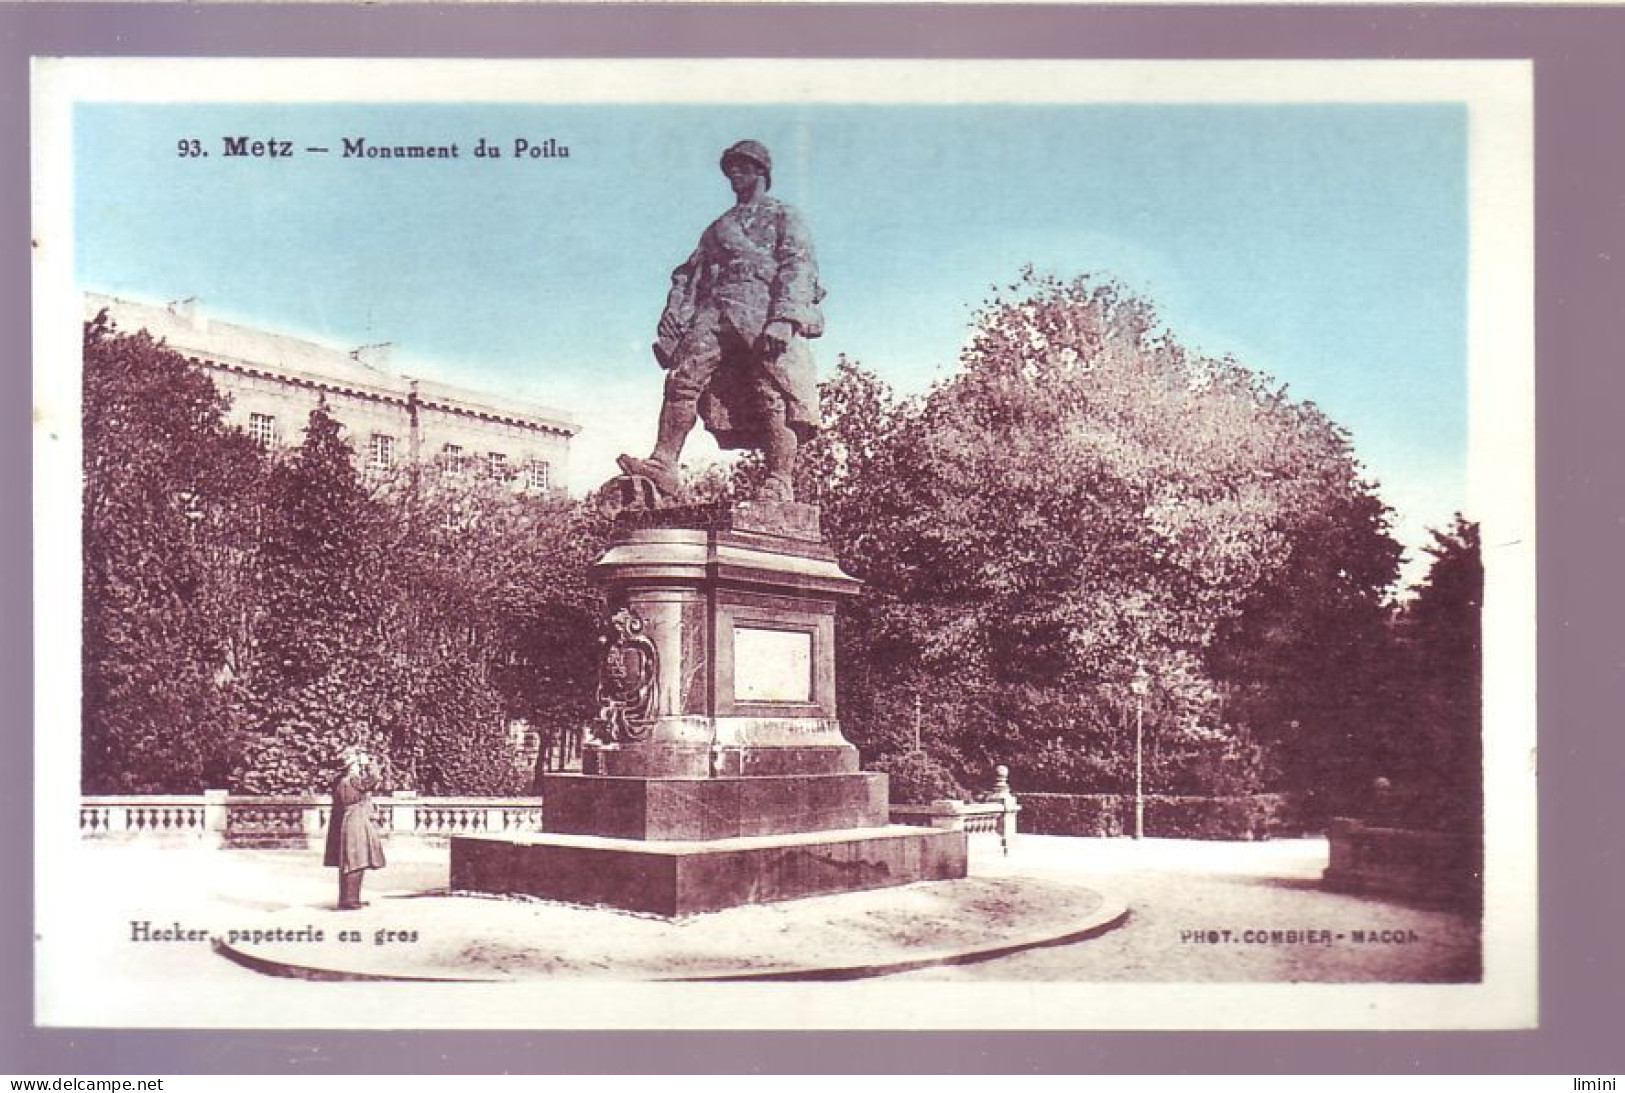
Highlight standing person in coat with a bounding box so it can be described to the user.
[324,747,386,911]
[618,139,826,505]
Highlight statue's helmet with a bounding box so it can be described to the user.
[720,140,772,188]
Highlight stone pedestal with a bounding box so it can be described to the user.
[577,500,861,779]
[450,500,968,915]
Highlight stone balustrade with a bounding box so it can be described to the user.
[80,792,224,840]
[79,791,544,849]
[84,782,1017,853]
[887,799,1021,855]
[885,764,1021,855]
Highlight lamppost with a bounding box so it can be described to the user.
[1130,662,1150,840]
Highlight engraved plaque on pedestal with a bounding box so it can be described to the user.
[732,626,813,703]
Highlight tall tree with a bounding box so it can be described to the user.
[234,404,392,792]
[81,314,264,791]
[818,274,1402,798]
[1392,516,1482,831]
[380,472,607,793]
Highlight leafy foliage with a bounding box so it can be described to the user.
[1019,792,1303,840]
[773,273,1409,803]
[81,313,263,791]
[1387,517,1482,832]
[81,317,604,795]
[869,749,965,804]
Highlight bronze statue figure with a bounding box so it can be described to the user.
[617,140,826,504]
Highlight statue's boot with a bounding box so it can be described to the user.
[756,416,799,503]
[617,399,693,501]
[616,454,679,500]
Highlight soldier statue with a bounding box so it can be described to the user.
[617,140,825,504]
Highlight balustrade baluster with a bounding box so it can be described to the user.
[80,794,547,844]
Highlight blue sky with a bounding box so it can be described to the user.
[75,101,1467,576]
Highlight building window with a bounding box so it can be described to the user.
[369,433,397,470]
[486,451,509,479]
[524,460,551,491]
[247,412,278,448]
[440,443,465,476]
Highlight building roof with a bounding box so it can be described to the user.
[83,292,580,438]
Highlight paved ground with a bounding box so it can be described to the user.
[34,831,1488,1026]
[222,872,1125,982]
[900,836,1480,983]
[43,832,1478,993]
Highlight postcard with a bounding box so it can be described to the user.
[31,58,1536,1030]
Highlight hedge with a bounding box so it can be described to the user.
[1017,792,1307,840]
[866,750,965,804]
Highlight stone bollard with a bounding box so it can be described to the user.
[390,790,419,840]
[1370,776,1397,825]
[992,764,1020,855]
[992,765,1012,800]
[202,789,229,848]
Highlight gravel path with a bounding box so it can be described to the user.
[38,832,1478,1026]
[897,837,1480,982]
[221,874,1118,981]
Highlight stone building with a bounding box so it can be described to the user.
[84,292,579,490]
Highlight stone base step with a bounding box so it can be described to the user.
[449,825,968,917]
[540,771,887,841]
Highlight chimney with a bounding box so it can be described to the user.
[350,342,394,370]
[166,296,200,328]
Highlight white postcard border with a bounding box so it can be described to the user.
[31,57,1536,1031]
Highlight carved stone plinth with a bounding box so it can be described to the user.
[449,501,969,916]
[578,500,862,779]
